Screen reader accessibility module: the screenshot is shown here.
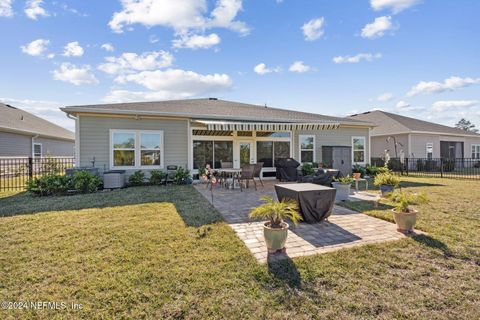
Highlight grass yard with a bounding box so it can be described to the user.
[0,178,479,319]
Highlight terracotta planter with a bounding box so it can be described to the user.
[353,172,361,180]
[332,182,351,201]
[392,209,417,233]
[380,184,395,196]
[263,222,289,252]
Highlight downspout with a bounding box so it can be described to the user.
[67,113,79,167]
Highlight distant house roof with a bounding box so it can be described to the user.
[0,103,74,141]
[61,98,373,127]
[350,110,480,137]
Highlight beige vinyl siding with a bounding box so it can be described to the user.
[371,134,409,158]
[0,131,31,157]
[293,127,370,163]
[78,116,188,172]
[35,137,74,157]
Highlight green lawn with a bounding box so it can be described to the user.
[0,178,479,319]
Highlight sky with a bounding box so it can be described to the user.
[0,0,479,132]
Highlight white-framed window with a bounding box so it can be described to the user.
[299,135,315,163]
[110,130,164,169]
[426,142,434,159]
[352,136,366,164]
[472,144,480,159]
[33,143,42,158]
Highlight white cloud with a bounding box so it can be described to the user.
[0,97,74,131]
[407,76,480,96]
[101,43,115,52]
[172,33,220,49]
[253,63,281,75]
[109,0,249,36]
[102,90,190,103]
[394,100,425,111]
[114,68,232,97]
[377,92,394,102]
[21,39,50,56]
[370,0,422,14]
[333,53,382,64]
[289,61,311,73]
[302,17,325,41]
[0,0,13,17]
[52,63,99,85]
[98,51,173,75]
[431,100,479,112]
[63,41,84,57]
[361,16,394,39]
[25,0,49,20]
[149,35,159,43]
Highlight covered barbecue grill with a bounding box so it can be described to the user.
[275,158,300,181]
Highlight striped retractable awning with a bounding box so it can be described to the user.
[196,120,340,131]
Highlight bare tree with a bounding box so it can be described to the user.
[455,118,479,133]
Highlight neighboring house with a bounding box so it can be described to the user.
[61,98,373,177]
[350,110,480,160]
[0,103,75,158]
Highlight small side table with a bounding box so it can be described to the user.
[354,178,369,191]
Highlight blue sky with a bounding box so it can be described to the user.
[1,0,479,131]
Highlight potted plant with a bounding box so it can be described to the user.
[249,196,302,253]
[374,172,400,196]
[352,164,365,180]
[331,175,354,201]
[388,191,428,233]
[301,163,315,176]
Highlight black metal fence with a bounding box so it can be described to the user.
[371,157,480,180]
[0,157,75,191]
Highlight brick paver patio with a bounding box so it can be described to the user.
[194,180,407,263]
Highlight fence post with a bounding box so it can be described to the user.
[440,158,443,178]
[28,157,33,179]
[405,157,409,176]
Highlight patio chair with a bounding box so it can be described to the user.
[253,162,264,187]
[164,165,178,185]
[237,164,256,191]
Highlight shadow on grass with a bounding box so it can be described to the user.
[399,181,445,188]
[339,200,395,214]
[0,186,223,227]
[267,254,302,288]
[411,234,453,258]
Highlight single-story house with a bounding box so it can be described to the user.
[0,103,75,158]
[350,110,480,160]
[61,98,374,177]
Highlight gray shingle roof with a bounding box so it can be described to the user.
[62,98,372,126]
[350,110,480,137]
[0,103,74,141]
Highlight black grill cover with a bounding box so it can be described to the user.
[275,158,300,181]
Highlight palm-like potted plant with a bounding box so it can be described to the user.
[331,175,354,201]
[249,196,302,253]
[388,191,428,233]
[374,172,400,196]
[352,164,365,180]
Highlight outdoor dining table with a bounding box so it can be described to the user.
[274,183,337,223]
[217,168,242,189]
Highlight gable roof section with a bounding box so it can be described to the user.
[61,98,373,127]
[350,110,480,137]
[0,103,74,141]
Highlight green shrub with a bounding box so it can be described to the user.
[72,171,101,193]
[366,165,389,176]
[301,163,315,176]
[149,170,166,185]
[26,174,71,196]
[173,167,191,185]
[334,175,354,184]
[388,190,428,213]
[128,170,145,186]
[374,172,400,187]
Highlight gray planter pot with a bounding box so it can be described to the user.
[332,182,351,201]
[380,184,395,196]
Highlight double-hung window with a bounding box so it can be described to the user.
[299,135,315,163]
[472,144,480,159]
[352,136,366,164]
[426,143,434,160]
[111,130,163,169]
[33,143,42,158]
